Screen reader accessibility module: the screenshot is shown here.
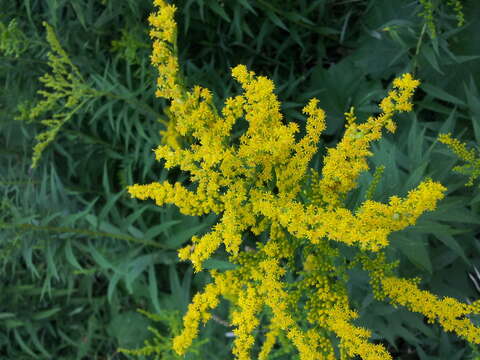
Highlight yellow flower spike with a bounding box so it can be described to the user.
[276,98,326,201]
[172,282,221,355]
[127,181,220,216]
[382,276,480,344]
[438,133,476,163]
[231,286,263,360]
[319,73,420,207]
[252,178,445,252]
[326,304,392,360]
[148,0,182,100]
[258,326,280,360]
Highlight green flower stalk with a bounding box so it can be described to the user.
[438,133,480,187]
[20,22,100,168]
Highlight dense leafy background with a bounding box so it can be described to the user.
[1,0,480,359]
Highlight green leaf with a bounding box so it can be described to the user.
[206,0,230,22]
[203,258,238,270]
[99,190,125,220]
[266,11,288,31]
[85,214,123,236]
[148,264,161,314]
[125,254,156,292]
[422,44,444,74]
[391,233,432,274]
[144,220,182,241]
[107,311,151,349]
[421,83,466,107]
[13,329,38,358]
[32,307,61,320]
[164,222,211,249]
[433,233,469,264]
[107,272,122,303]
[0,313,16,320]
[237,0,256,14]
[70,2,87,30]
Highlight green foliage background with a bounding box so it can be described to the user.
[1,0,480,358]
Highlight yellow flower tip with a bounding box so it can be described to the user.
[127,184,144,199]
[178,245,191,261]
[231,64,251,85]
[127,184,136,196]
[192,262,203,273]
[379,97,394,114]
[172,335,188,356]
[393,73,420,90]
[438,132,452,144]
[302,98,319,114]
[344,106,356,125]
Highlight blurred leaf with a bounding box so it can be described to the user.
[421,83,466,107]
[107,311,151,349]
[391,233,432,274]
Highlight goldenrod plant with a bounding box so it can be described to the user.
[0,19,28,58]
[125,1,480,359]
[18,22,101,169]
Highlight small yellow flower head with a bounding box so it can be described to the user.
[344,106,356,126]
[391,73,420,112]
[303,254,317,272]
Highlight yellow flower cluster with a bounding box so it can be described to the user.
[252,178,445,252]
[318,73,420,208]
[149,0,182,100]
[171,282,220,355]
[129,51,327,272]
[125,1,474,359]
[382,276,480,344]
[326,304,393,360]
[148,0,187,150]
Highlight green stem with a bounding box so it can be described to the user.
[412,23,427,76]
